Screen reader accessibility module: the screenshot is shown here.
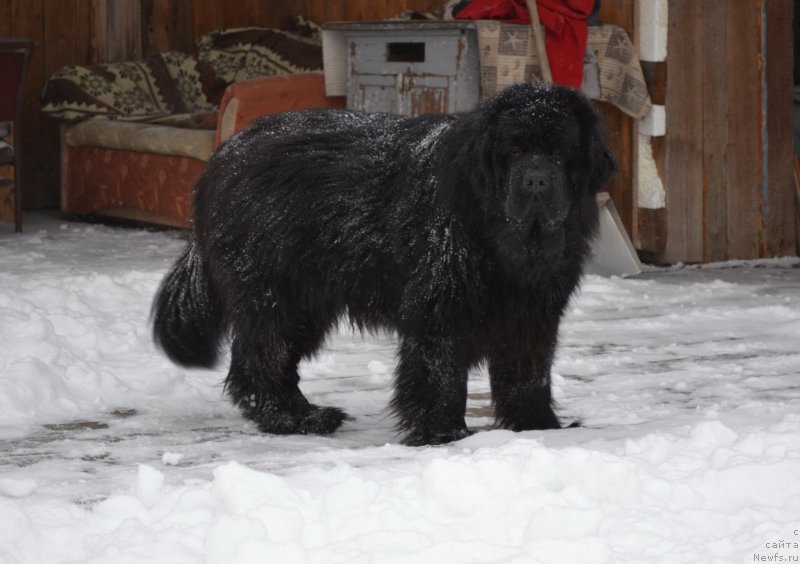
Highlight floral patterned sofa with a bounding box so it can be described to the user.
[41,23,344,227]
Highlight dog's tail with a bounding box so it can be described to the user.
[152,238,224,368]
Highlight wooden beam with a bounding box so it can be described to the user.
[193,0,223,38]
[763,0,796,256]
[106,0,142,62]
[142,0,173,56]
[172,0,194,53]
[596,0,635,246]
[640,61,666,105]
[599,0,633,40]
[724,0,760,259]
[702,0,728,262]
[306,0,326,23]
[662,0,704,263]
[11,0,50,209]
[597,101,634,240]
[0,1,11,35]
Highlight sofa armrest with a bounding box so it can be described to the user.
[215,72,346,145]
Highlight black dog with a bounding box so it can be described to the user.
[152,82,616,445]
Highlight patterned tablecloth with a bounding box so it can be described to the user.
[476,22,652,119]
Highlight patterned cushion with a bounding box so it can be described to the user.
[197,26,323,84]
[159,51,224,112]
[41,52,220,123]
[42,21,323,125]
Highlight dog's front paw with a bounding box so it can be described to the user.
[402,426,473,447]
[296,406,352,435]
[250,404,350,436]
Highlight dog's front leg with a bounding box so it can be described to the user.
[488,333,562,432]
[391,333,471,446]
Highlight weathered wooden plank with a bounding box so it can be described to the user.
[637,207,667,260]
[597,102,633,240]
[404,0,428,16]
[252,0,306,28]
[382,0,408,19]
[640,61,666,106]
[172,0,194,53]
[724,0,760,260]
[599,0,633,40]
[39,0,87,210]
[325,2,347,23]
[702,0,728,262]
[75,0,93,60]
[88,0,106,63]
[763,0,796,256]
[596,0,635,245]
[308,1,447,24]
[347,0,384,21]
[630,0,640,243]
[12,0,50,209]
[106,0,141,62]
[44,0,85,74]
[0,1,12,35]
[306,0,326,24]
[663,0,704,263]
[0,125,14,223]
[344,0,365,20]
[142,0,173,56]
[682,0,705,264]
[194,0,223,37]
[91,0,143,63]
[252,1,271,27]
[224,0,256,28]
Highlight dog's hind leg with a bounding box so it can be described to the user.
[225,317,349,436]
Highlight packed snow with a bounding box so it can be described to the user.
[1,213,799,563]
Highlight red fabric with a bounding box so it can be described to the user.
[455,0,594,88]
[455,0,531,24]
[536,0,594,88]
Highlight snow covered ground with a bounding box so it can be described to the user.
[1,213,799,563]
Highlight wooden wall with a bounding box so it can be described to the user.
[662,0,795,262]
[2,0,90,212]
[3,0,795,262]
[306,0,442,22]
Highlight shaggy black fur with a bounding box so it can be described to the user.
[152,82,616,446]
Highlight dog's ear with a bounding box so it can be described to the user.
[591,136,617,191]
[571,122,617,196]
[436,112,498,214]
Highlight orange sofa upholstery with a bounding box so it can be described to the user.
[58,72,344,228]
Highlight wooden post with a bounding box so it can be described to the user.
[525,0,552,83]
[91,0,142,63]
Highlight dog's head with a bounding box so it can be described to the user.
[441,82,616,267]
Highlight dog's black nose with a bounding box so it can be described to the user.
[523,170,553,196]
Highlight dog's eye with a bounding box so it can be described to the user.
[509,145,522,156]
